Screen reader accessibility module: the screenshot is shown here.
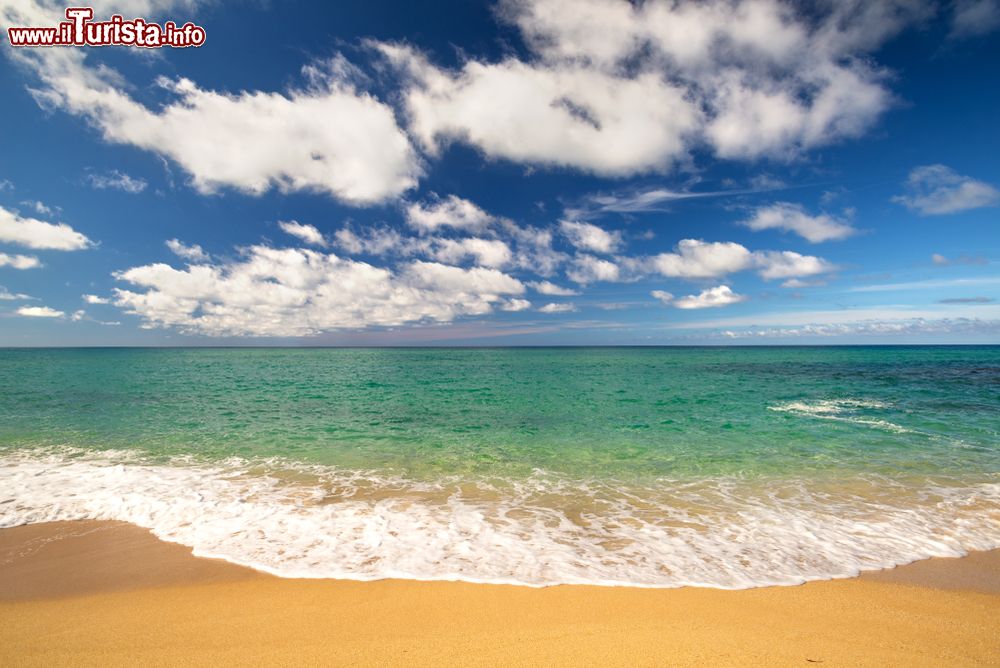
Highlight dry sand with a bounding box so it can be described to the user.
[1,520,998,666]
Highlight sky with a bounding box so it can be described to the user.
[0,0,998,346]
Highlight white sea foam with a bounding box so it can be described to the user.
[769,398,914,433]
[2,447,999,589]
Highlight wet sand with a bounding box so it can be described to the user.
[1,520,998,666]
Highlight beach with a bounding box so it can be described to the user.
[1,520,998,667]
[2,348,999,664]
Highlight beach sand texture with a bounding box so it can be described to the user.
[1,520,998,667]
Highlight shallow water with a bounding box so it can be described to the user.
[1,346,998,587]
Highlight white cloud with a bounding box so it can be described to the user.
[83,294,111,304]
[674,285,746,309]
[86,170,147,194]
[278,221,327,247]
[529,280,579,296]
[656,285,746,309]
[0,179,12,191]
[0,253,41,269]
[893,165,1000,215]
[332,224,513,269]
[538,302,577,313]
[502,222,568,277]
[113,245,527,336]
[382,43,699,176]
[566,254,620,284]
[432,237,512,268]
[0,286,32,300]
[559,220,622,253]
[71,309,86,321]
[21,200,57,216]
[781,278,827,289]
[379,0,921,175]
[559,239,835,286]
[651,239,753,278]
[21,48,419,205]
[651,290,674,304]
[165,238,209,263]
[333,226,414,256]
[405,195,495,233]
[754,250,836,280]
[0,205,91,250]
[16,305,63,318]
[501,298,532,312]
[741,202,856,243]
[950,0,1000,38]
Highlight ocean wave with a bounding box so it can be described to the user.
[768,398,914,433]
[2,447,999,589]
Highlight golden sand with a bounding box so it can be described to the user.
[1,520,998,666]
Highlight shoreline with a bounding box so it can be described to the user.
[2,521,998,666]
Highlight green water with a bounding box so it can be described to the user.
[2,346,998,587]
[2,346,998,480]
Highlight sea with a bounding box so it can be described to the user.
[1,346,998,588]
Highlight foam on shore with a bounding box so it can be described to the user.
[2,447,999,589]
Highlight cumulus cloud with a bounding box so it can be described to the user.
[165,238,209,263]
[431,237,512,268]
[557,238,835,286]
[382,43,699,176]
[113,245,527,336]
[85,170,147,194]
[650,239,753,279]
[893,165,1000,215]
[82,294,111,304]
[378,0,923,176]
[741,202,856,243]
[0,253,41,269]
[537,302,577,313]
[405,195,496,233]
[333,214,562,275]
[754,250,836,280]
[17,40,419,205]
[0,205,92,250]
[16,305,63,318]
[529,280,579,296]
[559,220,622,253]
[645,240,835,282]
[501,298,532,311]
[655,285,746,309]
[278,221,327,247]
[566,254,620,284]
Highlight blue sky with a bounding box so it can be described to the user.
[0,0,998,345]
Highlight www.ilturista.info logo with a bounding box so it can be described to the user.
[7,7,206,48]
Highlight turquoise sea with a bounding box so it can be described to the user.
[2,346,998,587]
